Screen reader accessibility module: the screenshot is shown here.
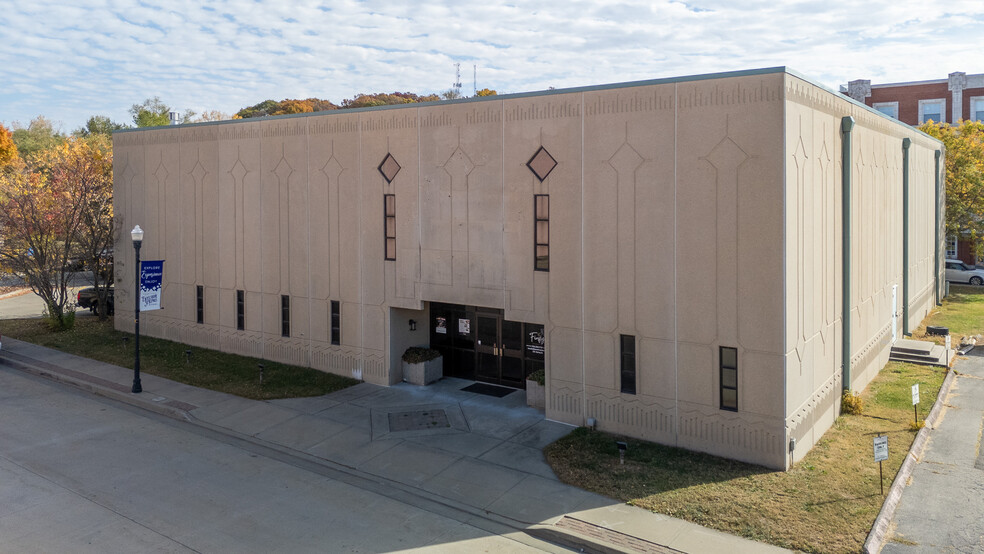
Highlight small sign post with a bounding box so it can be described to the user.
[912,383,920,425]
[946,335,952,367]
[873,434,889,495]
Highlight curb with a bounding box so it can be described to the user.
[0,349,193,422]
[0,287,32,300]
[863,366,958,554]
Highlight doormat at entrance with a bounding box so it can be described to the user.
[461,383,517,398]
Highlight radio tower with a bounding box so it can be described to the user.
[473,65,477,96]
[453,63,462,97]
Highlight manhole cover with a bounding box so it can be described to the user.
[388,409,450,432]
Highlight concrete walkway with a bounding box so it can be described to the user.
[882,350,984,553]
[0,338,788,554]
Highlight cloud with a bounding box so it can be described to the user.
[1,0,983,131]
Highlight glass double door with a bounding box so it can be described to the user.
[475,314,524,388]
[429,303,545,390]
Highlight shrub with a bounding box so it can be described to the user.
[402,346,440,364]
[841,389,864,415]
[43,305,76,331]
[527,368,545,385]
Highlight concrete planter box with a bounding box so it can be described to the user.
[526,380,545,410]
[403,356,443,386]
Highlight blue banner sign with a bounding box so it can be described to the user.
[139,260,164,311]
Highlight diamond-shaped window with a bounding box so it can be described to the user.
[378,153,401,183]
[527,146,557,182]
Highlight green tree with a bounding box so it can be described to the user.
[74,115,128,137]
[921,120,984,255]
[129,97,193,127]
[11,116,64,160]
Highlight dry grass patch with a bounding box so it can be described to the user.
[0,317,358,399]
[546,361,945,553]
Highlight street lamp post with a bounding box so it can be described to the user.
[131,225,144,393]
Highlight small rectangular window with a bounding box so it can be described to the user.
[720,346,738,411]
[281,295,290,337]
[946,236,958,259]
[236,290,245,331]
[974,97,984,122]
[196,285,204,324]
[873,102,898,119]
[620,334,636,394]
[534,194,549,271]
[330,300,340,345]
[919,99,945,124]
[384,194,396,261]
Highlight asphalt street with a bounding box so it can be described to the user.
[883,349,984,553]
[0,366,556,552]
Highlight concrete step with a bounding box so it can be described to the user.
[892,339,936,356]
[889,342,951,367]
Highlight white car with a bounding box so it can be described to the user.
[945,259,984,285]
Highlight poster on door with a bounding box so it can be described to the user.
[525,325,545,358]
[458,318,471,335]
[435,316,447,334]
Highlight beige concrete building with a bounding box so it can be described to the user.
[113,67,944,469]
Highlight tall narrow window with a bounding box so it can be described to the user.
[384,194,396,261]
[720,346,738,411]
[196,285,204,324]
[330,300,340,345]
[534,194,549,271]
[281,295,290,337]
[620,334,636,394]
[236,290,245,331]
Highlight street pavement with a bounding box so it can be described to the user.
[882,349,984,553]
[0,336,788,554]
[0,273,100,320]
[0,365,551,552]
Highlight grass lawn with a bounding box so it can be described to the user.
[910,284,984,345]
[546,287,984,554]
[0,317,358,399]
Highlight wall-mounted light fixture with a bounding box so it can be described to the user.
[409,319,417,332]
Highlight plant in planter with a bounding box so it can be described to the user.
[402,347,442,385]
[526,368,545,410]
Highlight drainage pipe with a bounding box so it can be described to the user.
[842,116,855,391]
[935,149,942,305]
[902,138,911,336]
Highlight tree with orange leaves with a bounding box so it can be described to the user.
[0,134,115,326]
[0,123,17,167]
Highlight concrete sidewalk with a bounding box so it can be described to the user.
[0,338,788,554]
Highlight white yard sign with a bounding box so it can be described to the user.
[873,436,889,462]
[912,383,920,405]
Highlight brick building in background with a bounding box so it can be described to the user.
[842,71,984,126]
[843,72,984,266]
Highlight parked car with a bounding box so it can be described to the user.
[77,286,115,314]
[945,259,984,285]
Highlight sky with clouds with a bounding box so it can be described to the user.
[1,0,983,132]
